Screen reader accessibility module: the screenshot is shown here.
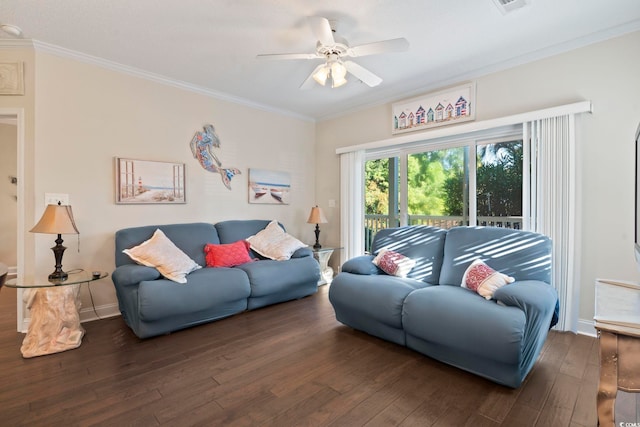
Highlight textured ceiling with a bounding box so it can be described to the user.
[1,0,640,120]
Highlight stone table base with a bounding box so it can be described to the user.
[20,284,84,358]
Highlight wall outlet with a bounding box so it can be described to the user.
[44,193,70,206]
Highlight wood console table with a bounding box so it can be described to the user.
[594,279,640,426]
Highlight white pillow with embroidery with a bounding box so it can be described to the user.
[123,229,201,283]
[461,259,514,300]
[372,248,416,278]
[246,220,307,261]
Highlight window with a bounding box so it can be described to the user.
[364,136,523,251]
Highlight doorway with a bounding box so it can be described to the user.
[0,117,18,271]
[0,109,25,331]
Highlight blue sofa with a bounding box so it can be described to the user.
[329,225,558,388]
[113,220,320,338]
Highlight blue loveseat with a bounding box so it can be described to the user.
[112,220,320,338]
[329,225,558,388]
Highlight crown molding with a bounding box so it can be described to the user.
[27,40,314,123]
[0,39,34,49]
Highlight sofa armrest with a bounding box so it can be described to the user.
[112,264,161,287]
[291,247,313,258]
[341,255,381,275]
[494,280,558,328]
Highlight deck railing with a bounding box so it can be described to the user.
[364,214,523,253]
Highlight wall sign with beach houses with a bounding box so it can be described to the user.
[392,82,476,134]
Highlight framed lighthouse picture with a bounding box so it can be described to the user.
[115,157,186,204]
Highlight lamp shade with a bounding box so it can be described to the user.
[30,204,79,235]
[307,206,328,224]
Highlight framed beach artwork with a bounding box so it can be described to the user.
[248,168,291,205]
[391,82,476,134]
[115,157,186,204]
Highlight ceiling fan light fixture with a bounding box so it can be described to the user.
[312,65,329,86]
[330,61,347,88]
[331,61,347,80]
[332,76,347,88]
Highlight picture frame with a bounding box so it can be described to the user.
[392,81,476,134]
[115,157,186,204]
[0,62,24,95]
[248,168,291,205]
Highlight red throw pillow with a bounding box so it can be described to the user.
[204,240,253,268]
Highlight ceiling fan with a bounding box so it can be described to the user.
[257,17,409,89]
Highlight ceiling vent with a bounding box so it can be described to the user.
[492,0,529,14]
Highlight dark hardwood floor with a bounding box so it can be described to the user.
[0,284,634,426]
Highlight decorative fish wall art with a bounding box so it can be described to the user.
[190,124,241,190]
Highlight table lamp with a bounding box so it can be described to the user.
[30,202,79,281]
[307,205,328,250]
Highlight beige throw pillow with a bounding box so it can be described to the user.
[123,229,201,283]
[246,220,307,261]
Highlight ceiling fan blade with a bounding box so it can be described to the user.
[347,38,410,57]
[343,61,382,87]
[308,16,335,46]
[257,53,320,60]
[300,64,326,90]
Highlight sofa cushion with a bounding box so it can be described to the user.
[204,240,253,268]
[137,267,251,321]
[370,225,447,283]
[246,220,307,261]
[234,257,319,298]
[123,229,201,283]
[439,226,552,286]
[402,286,526,365]
[372,248,416,278]
[330,272,431,330]
[214,219,274,245]
[115,223,219,267]
[461,259,514,300]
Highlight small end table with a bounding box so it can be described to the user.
[312,247,341,285]
[594,279,640,426]
[5,270,108,358]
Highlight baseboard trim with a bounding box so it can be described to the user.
[80,303,121,322]
[577,318,597,337]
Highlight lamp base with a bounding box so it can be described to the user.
[48,270,68,282]
[48,235,68,282]
[313,224,322,250]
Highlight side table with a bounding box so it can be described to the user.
[5,270,108,358]
[594,279,640,426]
[312,247,341,285]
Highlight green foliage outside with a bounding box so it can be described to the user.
[365,158,390,215]
[365,140,523,218]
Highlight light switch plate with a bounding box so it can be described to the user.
[44,193,70,206]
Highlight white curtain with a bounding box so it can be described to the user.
[340,150,365,264]
[525,115,580,332]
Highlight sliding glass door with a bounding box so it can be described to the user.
[364,137,523,251]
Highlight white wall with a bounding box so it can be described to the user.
[27,51,316,319]
[316,30,640,331]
